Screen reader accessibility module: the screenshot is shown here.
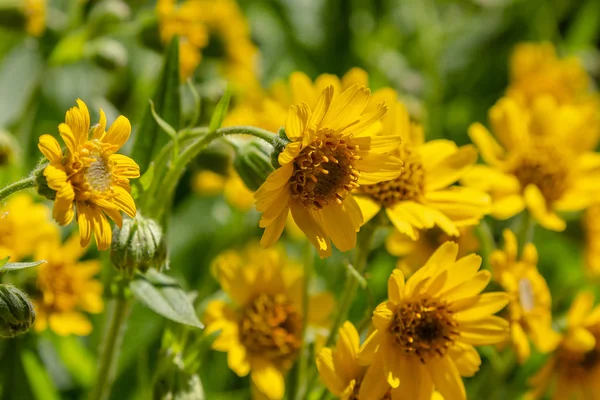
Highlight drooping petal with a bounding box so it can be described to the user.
[38,134,63,162]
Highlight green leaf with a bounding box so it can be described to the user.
[21,350,60,400]
[0,260,45,272]
[131,36,181,174]
[130,269,203,329]
[132,161,156,199]
[53,336,96,387]
[208,87,232,133]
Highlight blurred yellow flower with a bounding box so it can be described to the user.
[157,0,259,89]
[34,234,104,336]
[527,292,600,400]
[386,226,479,276]
[37,99,140,251]
[584,204,600,277]
[360,242,509,400]
[192,168,255,211]
[203,244,334,400]
[255,83,403,257]
[461,96,600,231]
[24,0,46,37]
[490,229,560,363]
[0,194,57,261]
[353,96,490,240]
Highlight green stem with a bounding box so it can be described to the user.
[475,219,496,269]
[212,126,278,146]
[518,211,535,257]
[0,176,36,203]
[89,292,131,400]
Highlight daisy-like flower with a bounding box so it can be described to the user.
[360,242,509,400]
[0,194,57,261]
[37,99,140,251]
[461,96,600,231]
[353,97,490,240]
[255,84,403,257]
[386,226,479,277]
[33,234,103,336]
[203,243,334,400]
[490,229,560,363]
[584,204,600,277]
[527,292,600,400]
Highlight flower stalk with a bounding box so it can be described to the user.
[0,175,36,203]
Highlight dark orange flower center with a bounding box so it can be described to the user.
[389,297,458,363]
[558,340,600,380]
[289,131,360,209]
[239,293,302,367]
[361,145,424,207]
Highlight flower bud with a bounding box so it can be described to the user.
[85,38,128,70]
[111,214,167,276]
[0,284,36,338]
[233,139,275,191]
[34,163,56,201]
[270,127,291,169]
[89,0,131,29]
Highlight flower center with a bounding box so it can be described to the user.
[559,342,600,379]
[518,278,535,313]
[512,143,570,204]
[85,156,113,193]
[238,293,302,367]
[361,145,425,207]
[389,297,458,363]
[289,131,360,209]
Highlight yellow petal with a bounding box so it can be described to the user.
[251,360,285,400]
[353,195,382,224]
[260,206,289,248]
[567,291,595,327]
[388,269,405,305]
[523,184,565,231]
[425,356,465,400]
[290,202,331,258]
[467,122,505,166]
[228,342,250,377]
[358,352,389,400]
[453,293,509,322]
[459,316,510,346]
[38,134,63,163]
[425,145,478,191]
[392,356,434,400]
[103,115,132,152]
[447,342,481,377]
[316,348,346,396]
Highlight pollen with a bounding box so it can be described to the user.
[389,297,458,363]
[289,130,361,209]
[238,293,303,367]
[85,156,113,193]
[361,144,425,207]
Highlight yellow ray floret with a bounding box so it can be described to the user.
[37,99,140,251]
[254,84,403,257]
[359,242,509,400]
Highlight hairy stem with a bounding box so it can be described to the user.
[0,176,36,203]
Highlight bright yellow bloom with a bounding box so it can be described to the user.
[37,99,140,251]
[461,96,600,231]
[255,83,403,257]
[527,292,600,400]
[386,226,479,277]
[0,194,57,261]
[490,229,560,363]
[585,204,600,277]
[157,0,259,89]
[360,242,509,400]
[34,234,104,336]
[24,0,46,37]
[507,42,592,106]
[203,243,333,400]
[192,168,255,211]
[353,97,490,240]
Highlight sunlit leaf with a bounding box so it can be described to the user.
[0,260,45,272]
[208,87,231,133]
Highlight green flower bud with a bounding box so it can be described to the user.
[34,162,56,201]
[0,284,36,338]
[111,214,167,276]
[85,38,128,70]
[89,0,131,29]
[270,127,292,169]
[233,139,275,191]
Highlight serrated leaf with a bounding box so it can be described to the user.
[130,269,203,329]
[209,87,232,133]
[0,260,45,272]
[131,36,181,173]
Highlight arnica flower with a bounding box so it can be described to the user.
[157,0,259,88]
[192,168,255,211]
[353,98,490,240]
[24,0,46,37]
[527,292,600,400]
[461,96,600,231]
[317,321,444,400]
[203,244,334,400]
[584,204,600,277]
[386,226,479,277]
[37,99,140,251]
[0,194,57,261]
[360,242,509,400]
[34,234,104,336]
[490,229,560,363]
[255,84,403,257]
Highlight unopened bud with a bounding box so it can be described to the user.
[85,38,128,70]
[270,127,291,169]
[0,284,36,338]
[89,0,131,29]
[233,139,275,191]
[34,163,56,201]
[111,214,167,276]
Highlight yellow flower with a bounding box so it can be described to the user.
[0,193,57,261]
[507,42,592,106]
[490,229,560,363]
[157,0,259,89]
[584,204,600,277]
[203,243,333,400]
[37,99,140,251]
[192,168,255,211]
[255,83,403,257]
[360,242,509,400]
[461,96,600,231]
[527,292,600,400]
[34,234,104,336]
[353,97,490,240]
[386,226,479,277]
[24,0,46,37]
